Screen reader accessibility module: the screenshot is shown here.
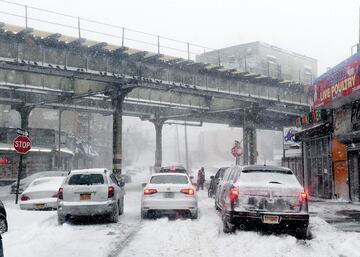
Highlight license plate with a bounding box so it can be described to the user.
[80,194,91,200]
[263,215,280,224]
[35,204,45,209]
[164,192,174,198]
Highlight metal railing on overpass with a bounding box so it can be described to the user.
[0,0,215,60]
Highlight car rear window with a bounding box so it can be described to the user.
[68,174,105,185]
[150,175,188,184]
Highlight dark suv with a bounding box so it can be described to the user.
[217,165,309,239]
[208,167,228,198]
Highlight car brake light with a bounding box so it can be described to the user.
[180,188,194,195]
[300,192,307,201]
[20,194,30,201]
[230,188,239,203]
[108,186,115,198]
[144,189,157,195]
[58,187,64,200]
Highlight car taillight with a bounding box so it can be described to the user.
[52,192,58,198]
[108,186,115,198]
[58,187,64,200]
[20,194,30,201]
[300,192,307,201]
[144,189,157,195]
[180,188,194,195]
[230,188,239,203]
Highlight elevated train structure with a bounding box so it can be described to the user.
[0,22,311,174]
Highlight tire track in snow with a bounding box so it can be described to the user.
[193,192,220,257]
[107,221,143,257]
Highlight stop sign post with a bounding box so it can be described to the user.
[14,134,32,204]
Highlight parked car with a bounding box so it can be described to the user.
[10,170,68,194]
[208,167,228,198]
[0,200,7,257]
[215,167,234,211]
[57,168,125,224]
[19,176,65,210]
[217,165,309,239]
[141,173,198,219]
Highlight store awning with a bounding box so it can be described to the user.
[338,131,360,145]
[295,122,332,140]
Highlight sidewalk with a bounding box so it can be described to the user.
[309,199,360,232]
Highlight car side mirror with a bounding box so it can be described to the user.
[210,176,214,179]
[190,176,194,180]
[0,214,7,235]
[142,183,147,188]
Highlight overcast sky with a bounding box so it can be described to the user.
[1,0,360,75]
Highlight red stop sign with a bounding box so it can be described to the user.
[13,136,32,154]
[231,146,242,157]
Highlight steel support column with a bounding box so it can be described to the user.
[243,127,257,165]
[248,128,257,165]
[243,128,249,165]
[112,93,126,177]
[153,119,165,171]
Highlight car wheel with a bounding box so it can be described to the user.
[109,204,119,223]
[57,215,66,225]
[191,209,198,219]
[223,218,235,234]
[141,209,147,219]
[295,228,308,240]
[119,197,124,215]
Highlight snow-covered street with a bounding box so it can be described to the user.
[1,184,360,257]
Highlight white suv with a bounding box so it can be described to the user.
[57,168,125,224]
[141,173,198,219]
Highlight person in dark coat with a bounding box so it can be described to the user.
[196,167,205,191]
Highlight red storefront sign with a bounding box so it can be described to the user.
[313,53,360,108]
[0,158,10,164]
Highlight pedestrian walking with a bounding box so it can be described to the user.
[197,167,205,191]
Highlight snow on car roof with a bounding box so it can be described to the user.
[242,165,292,173]
[70,168,108,174]
[24,176,65,193]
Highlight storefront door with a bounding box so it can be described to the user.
[333,161,349,200]
[348,150,360,202]
[304,136,333,199]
